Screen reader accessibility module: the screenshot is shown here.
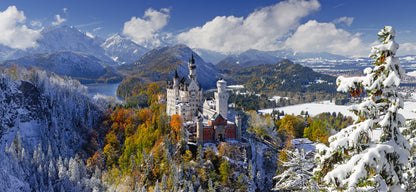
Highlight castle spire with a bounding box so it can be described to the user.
[174,69,179,79]
[189,53,195,64]
[188,53,197,80]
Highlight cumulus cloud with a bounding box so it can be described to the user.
[52,14,66,26]
[63,8,68,14]
[332,16,354,26]
[122,8,170,47]
[177,0,320,53]
[284,20,368,56]
[0,6,41,49]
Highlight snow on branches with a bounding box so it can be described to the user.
[314,26,410,191]
[273,148,314,191]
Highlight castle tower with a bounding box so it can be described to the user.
[215,79,229,119]
[167,70,180,117]
[173,70,179,87]
[173,69,179,96]
[197,116,203,144]
[188,53,197,80]
[235,114,242,140]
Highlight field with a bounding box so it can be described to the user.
[260,100,416,120]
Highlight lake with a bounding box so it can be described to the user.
[85,83,121,98]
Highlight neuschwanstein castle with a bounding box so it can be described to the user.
[166,55,242,144]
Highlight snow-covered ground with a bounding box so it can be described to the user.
[259,100,416,120]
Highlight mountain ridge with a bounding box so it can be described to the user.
[1,51,123,83]
[118,44,220,90]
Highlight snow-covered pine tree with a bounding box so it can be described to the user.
[314,26,410,191]
[272,148,314,191]
[402,120,416,191]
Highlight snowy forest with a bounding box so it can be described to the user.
[1,26,416,192]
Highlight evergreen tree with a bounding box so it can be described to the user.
[403,120,416,191]
[154,180,161,192]
[57,156,66,180]
[197,186,204,192]
[69,157,80,182]
[161,174,168,192]
[273,148,314,191]
[314,26,410,191]
[207,179,215,192]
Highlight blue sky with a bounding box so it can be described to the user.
[1,0,416,56]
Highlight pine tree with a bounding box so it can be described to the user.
[154,180,161,192]
[57,156,66,180]
[197,186,204,192]
[207,179,215,192]
[403,120,416,191]
[273,148,314,191]
[314,26,410,191]
[69,157,80,182]
[161,174,168,192]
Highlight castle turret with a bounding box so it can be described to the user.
[173,70,179,87]
[188,53,197,80]
[215,79,229,119]
[235,114,242,140]
[197,116,203,144]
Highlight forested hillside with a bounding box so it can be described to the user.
[222,59,336,94]
[0,67,104,191]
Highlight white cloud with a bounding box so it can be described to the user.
[177,0,320,53]
[63,8,68,14]
[332,16,354,26]
[30,20,42,28]
[0,6,41,49]
[398,43,416,56]
[122,8,170,47]
[52,14,66,26]
[284,20,368,57]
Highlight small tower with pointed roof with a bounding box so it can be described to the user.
[188,53,197,80]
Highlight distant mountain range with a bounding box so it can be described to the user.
[1,51,122,83]
[118,44,220,89]
[0,26,147,66]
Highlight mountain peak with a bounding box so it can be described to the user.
[107,33,124,42]
[102,34,148,64]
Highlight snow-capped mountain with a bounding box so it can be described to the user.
[0,26,150,65]
[34,26,111,62]
[101,34,148,64]
[2,51,122,83]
